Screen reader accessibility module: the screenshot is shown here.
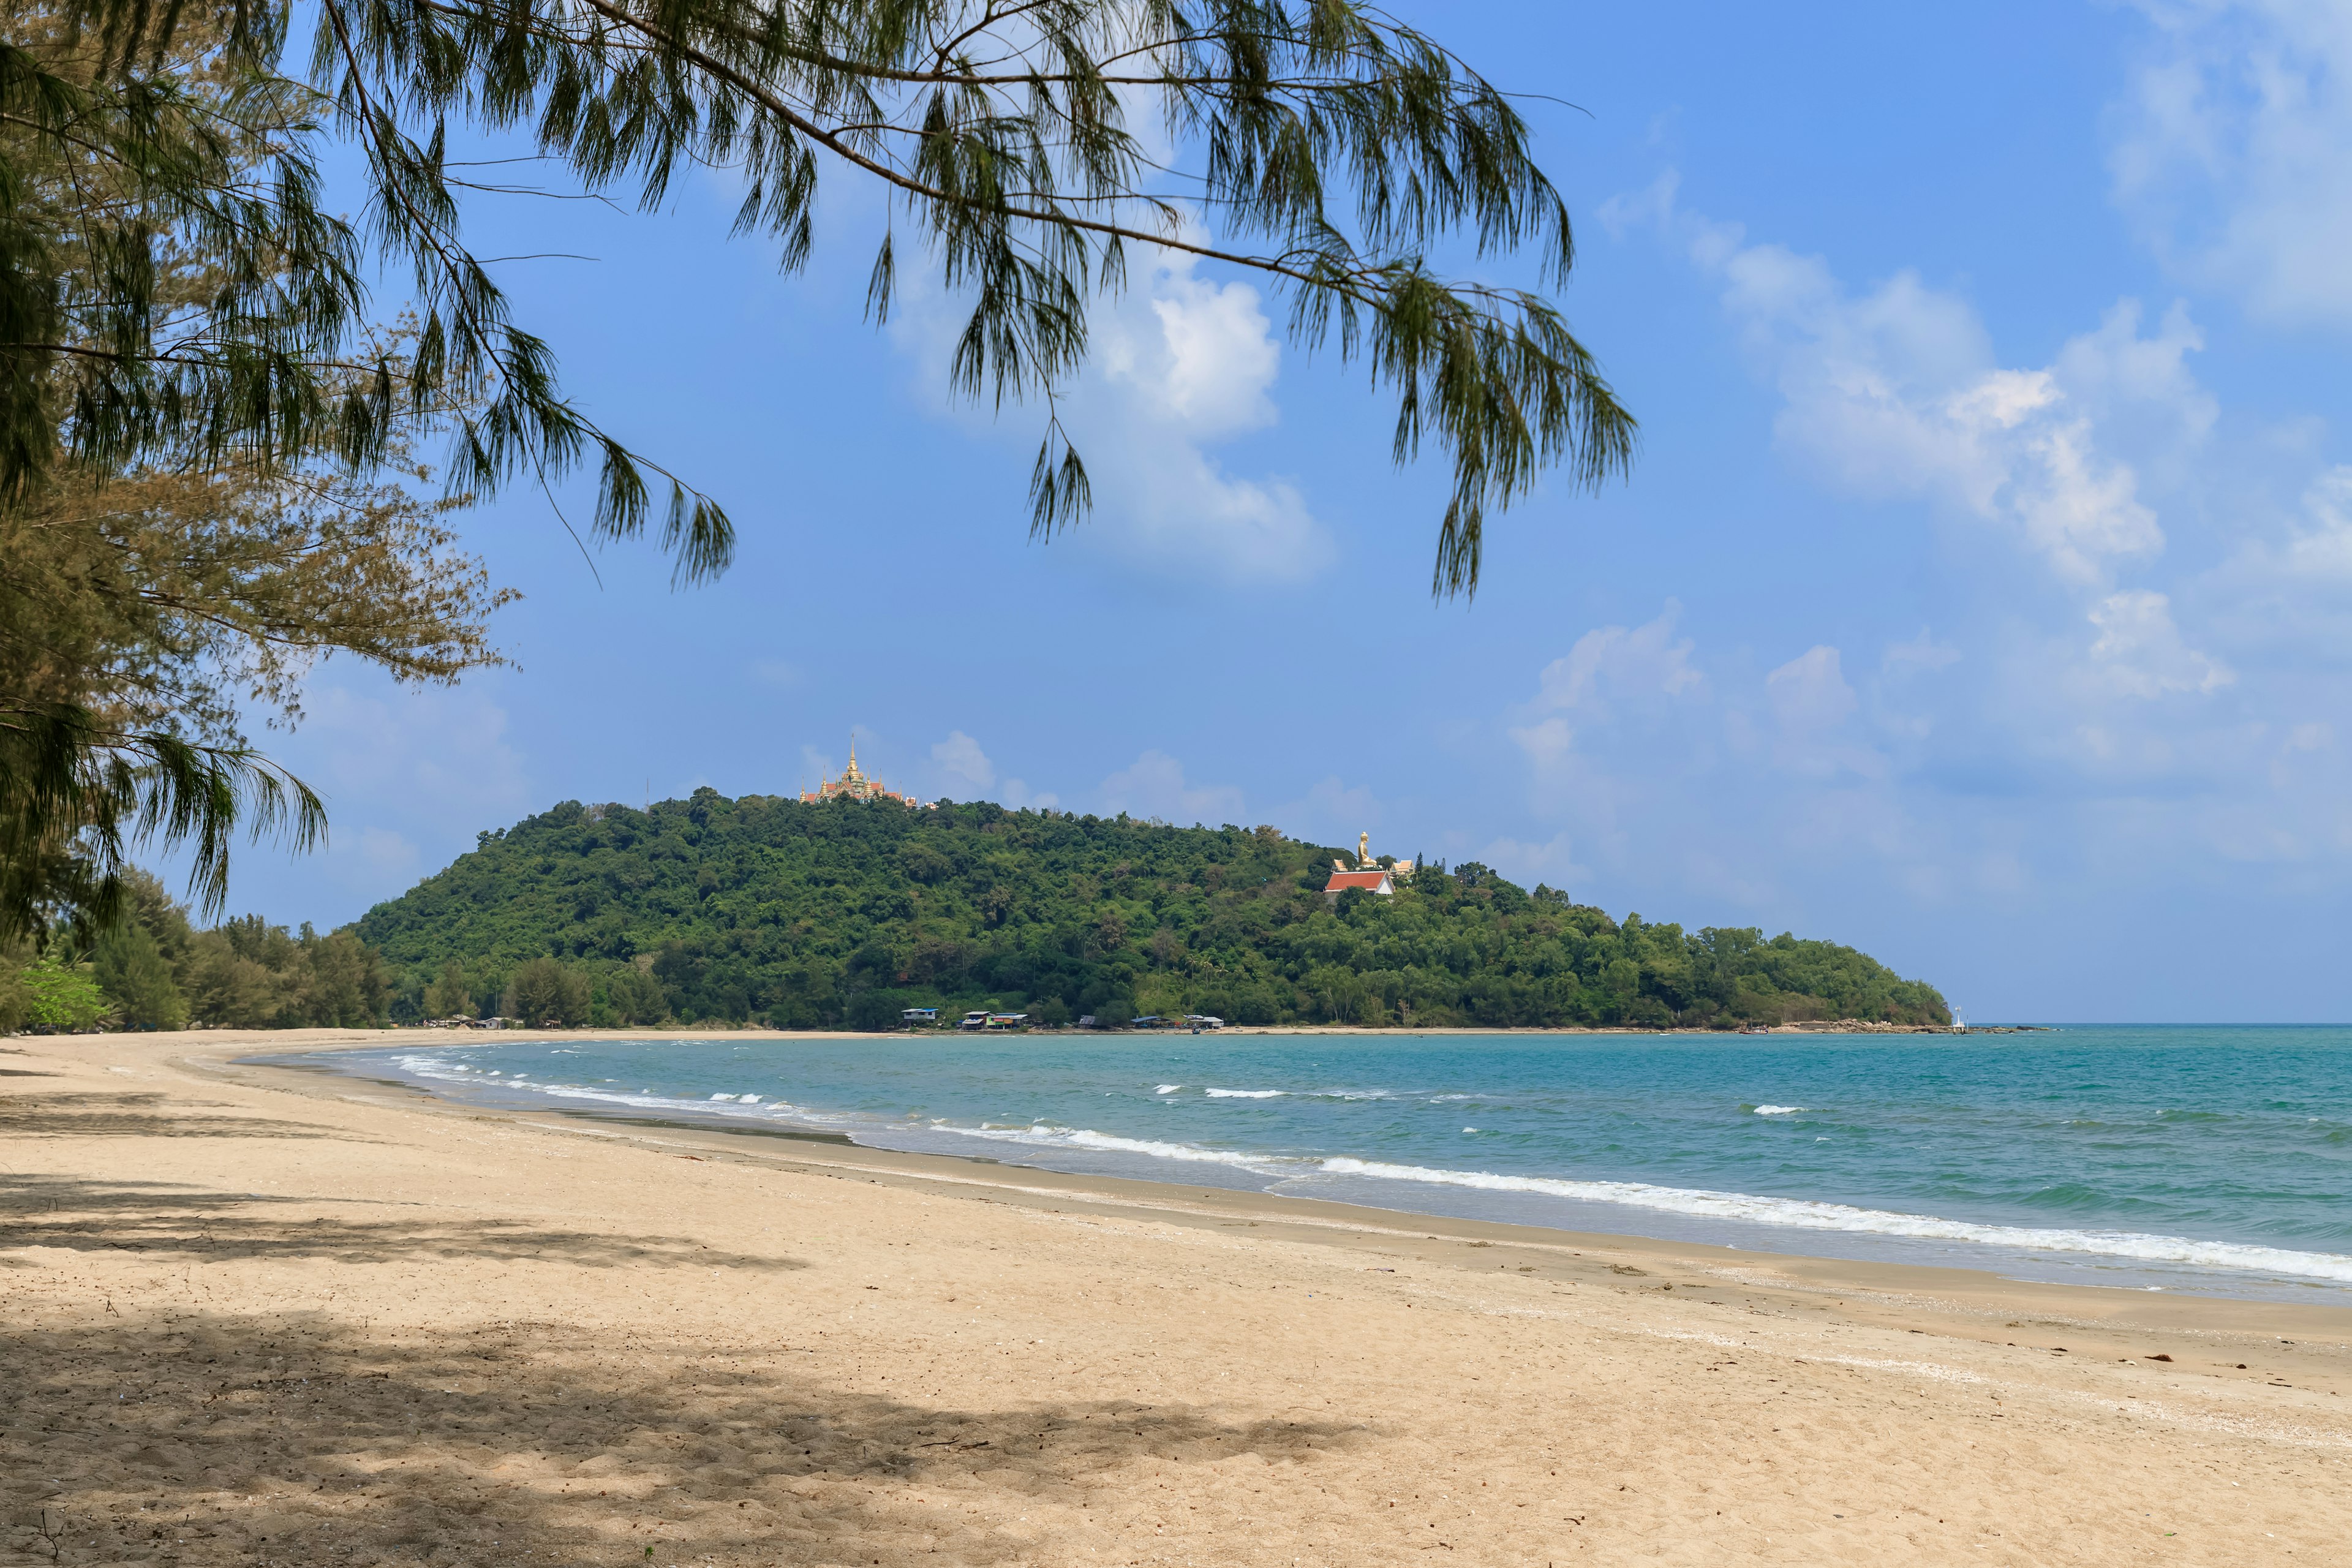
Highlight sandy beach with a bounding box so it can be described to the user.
[4,1029,2348,1566]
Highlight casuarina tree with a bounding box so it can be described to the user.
[4,0,1637,931]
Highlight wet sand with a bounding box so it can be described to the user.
[3,1027,2347,1566]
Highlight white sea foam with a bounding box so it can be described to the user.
[1309,1157,2352,1284]
[1753,1105,1805,1116]
[368,1052,2352,1287]
[1204,1088,1285,1099]
[943,1121,1285,1172]
[1155,1085,1183,1095]
[409,1067,831,1127]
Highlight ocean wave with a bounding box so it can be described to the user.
[1155,1085,1183,1095]
[1308,1158,2352,1284]
[418,1072,832,1126]
[363,1051,2352,1287]
[941,1122,1289,1172]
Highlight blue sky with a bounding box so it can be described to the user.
[189,2,2352,1020]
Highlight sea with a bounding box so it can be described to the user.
[281,1025,2352,1306]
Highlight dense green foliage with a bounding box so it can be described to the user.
[2,869,393,1031]
[8,953,108,1031]
[356,791,1949,1031]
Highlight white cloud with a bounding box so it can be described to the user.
[2201,466,2352,647]
[1104,265,1282,435]
[1613,183,2215,593]
[1882,628,1962,676]
[1610,178,2241,729]
[355,826,421,878]
[300,684,532,829]
[1528,600,1703,715]
[1477,831,1589,889]
[1509,714,1577,771]
[2289,466,2352,576]
[999,780,1061,810]
[1764,646,1883,780]
[1278,775,1385,849]
[2261,464,2352,586]
[1766,646,1856,731]
[1507,603,1723,846]
[1098,750,1245,824]
[1711,239,2173,587]
[2084,590,2236,696]
[929,730,1057,809]
[2112,1,2352,327]
[750,659,802,688]
[894,244,1333,585]
[930,729,995,793]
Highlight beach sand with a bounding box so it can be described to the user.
[4,1029,2347,1566]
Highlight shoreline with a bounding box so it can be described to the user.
[268,1026,2352,1310]
[379,1019,2036,1037]
[4,1026,2346,1564]
[239,1041,2351,1336]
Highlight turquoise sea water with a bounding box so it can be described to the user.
[296,1026,2352,1305]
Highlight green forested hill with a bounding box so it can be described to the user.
[353,790,1950,1030]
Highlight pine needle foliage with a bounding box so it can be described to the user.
[4,4,728,576]
[9,0,1640,934]
[0,701,323,941]
[57,0,1634,594]
[0,8,512,937]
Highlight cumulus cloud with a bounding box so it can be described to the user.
[1528,599,1703,715]
[929,730,1057,809]
[893,243,1333,585]
[1703,231,2176,588]
[1611,176,2240,729]
[1502,610,1942,914]
[930,730,995,793]
[1098,750,1245,824]
[2111,0,2352,328]
[1610,176,2223,596]
[1766,646,1857,737]
[1506,603,1729,859]
[1477,831,1589,889]
[1279,775,1385,848]
[1882,628,1962,677]
[2084,590,2235,697]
